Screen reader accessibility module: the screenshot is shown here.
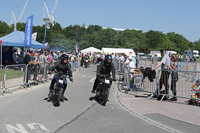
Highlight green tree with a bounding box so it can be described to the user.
[167,32,190,53]
[0,21,10,37]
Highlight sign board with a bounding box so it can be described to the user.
[0,39,2,45]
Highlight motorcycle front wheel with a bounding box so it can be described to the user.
[53,86,63,107]
[101,88,109,106]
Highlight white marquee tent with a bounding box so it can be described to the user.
[102,48,135,56]
[81,47,102,54]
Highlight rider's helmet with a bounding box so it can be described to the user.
[60,54,69,63]
[104,54,112,66]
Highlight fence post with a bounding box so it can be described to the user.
[127,67,130,90]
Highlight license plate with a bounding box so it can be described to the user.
[58,80,63,84]
[86,60,88,62]
[105,79,110,84]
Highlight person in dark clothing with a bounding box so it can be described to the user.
[24,50,33,83]
[24,50,32,65]
[48,54,73,101]
[91,55,116,93]
[80,53,84,67]
[152,49,170,99]
[167,54,179,101]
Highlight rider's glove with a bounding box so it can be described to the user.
[113,78,116,82]
[69,77,73,82]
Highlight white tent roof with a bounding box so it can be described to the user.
[102,48,135,56]
[81,47,102,53]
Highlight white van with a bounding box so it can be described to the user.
[193,50,199,58]
[149,51,161,58]
[166,51,177,56]
[184,50,199,59]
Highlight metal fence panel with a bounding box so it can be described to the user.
[0,65,4,92]
[3,64,26,91]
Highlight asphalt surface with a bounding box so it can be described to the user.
[0,64,171,133]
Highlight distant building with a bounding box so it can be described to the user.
[82,25,139,32]
[103,27,140,32]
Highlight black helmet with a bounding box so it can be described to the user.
[105,54,112,62]
[60,54,69,63]
[104,55,112,66]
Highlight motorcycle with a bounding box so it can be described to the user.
[84,58,89,68]
[48,71,71,107]
[96,74,112,106]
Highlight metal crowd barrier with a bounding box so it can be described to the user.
[0,61,78,95]
[116,56,200,104]
[117,65,145,94]
[156,70,200,102]
[139,57,157,68]
[3,64,27,93]
[25,63,47,86]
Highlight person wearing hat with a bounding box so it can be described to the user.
[124,55,129,67]
[128,56,136,89]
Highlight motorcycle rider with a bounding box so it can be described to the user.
[48,54,73,101]
[91,54,116,93]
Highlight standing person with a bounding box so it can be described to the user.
[128,56,136,89]
[39,50,48,80]
[123,55,130,86]
[168,54,178,101]
[132,56,137,68]
[13,52,18,64]
[152,49,170,99]
[46,50,53,65]
[24,50,32,65]
[118,54,125,62]
[118,54,124,73]
[112,53,115,60]
[32,53,40,82]
[80,53,84,67]
[124,55,130,67]
[30,50,35,61]
[24,50,33,83]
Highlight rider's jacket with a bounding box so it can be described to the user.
[97,61,116,79]
[50,62,72,77]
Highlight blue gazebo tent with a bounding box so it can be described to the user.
[0,30,43,48]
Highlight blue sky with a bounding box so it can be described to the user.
[1,0,200,42]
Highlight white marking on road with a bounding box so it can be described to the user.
[6,124,29,133]
[27,123,49,132]
[6,123,49,133]
[122,98,142,100]
[89,76,92,77]
[89,77,96,83]
[82,76,86,77]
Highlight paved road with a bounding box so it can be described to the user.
[0,64,171,133]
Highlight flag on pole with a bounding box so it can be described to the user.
[76,43,79,53]
[32,32,37,41]
[24,15,34,47]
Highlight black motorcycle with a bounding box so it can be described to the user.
[84,58,89,68]
[96,74,112,106]
[48,71,70,107]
